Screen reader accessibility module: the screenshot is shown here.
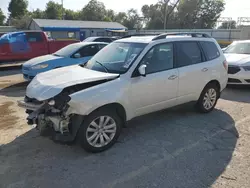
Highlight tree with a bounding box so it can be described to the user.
[159,0,180,29]
[31,9,45,19]
[122,9,142,30]
[142,4,164,29]
[142,0,180,29]
[218,20,236,29]
[11,15,30,29]
[177,0,225,29]
[45,1,63,19]
[64,9,80,20]
[80,0,106,21]
[196,0,225,29]
[8,0,28,19]
[114,12,127,23]
[0,9,6,25]
[104,9,116,22]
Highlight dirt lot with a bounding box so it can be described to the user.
[0,69,250,188]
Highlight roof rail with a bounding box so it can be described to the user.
[121,33,160,39]
[152,32,211,41]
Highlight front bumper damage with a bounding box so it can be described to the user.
[18,97,83,143]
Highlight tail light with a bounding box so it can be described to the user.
[223,60,228,71]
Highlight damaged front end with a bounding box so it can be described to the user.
[18,93,83,143]
[18,65,120,143]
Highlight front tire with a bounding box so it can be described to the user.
[78,108,122,153]
[196,83,219,113]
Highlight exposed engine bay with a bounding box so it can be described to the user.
[18,79,114,142]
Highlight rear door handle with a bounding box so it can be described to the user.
[202,68,208,72]
[168,75,178,80]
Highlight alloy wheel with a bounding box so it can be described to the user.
[86,116,117,148]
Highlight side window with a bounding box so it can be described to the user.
[76,44,99,58]
[141,43,174,74]
[26,32,43,42]
[176,42,202,67]
[200,41,220,61]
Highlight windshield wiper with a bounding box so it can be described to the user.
[95,60,109,73]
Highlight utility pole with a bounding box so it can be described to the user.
[163,0,169,30]
[62,0,64,20]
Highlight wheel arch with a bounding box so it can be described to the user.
[203,80,221,97]
[88,103,127,126]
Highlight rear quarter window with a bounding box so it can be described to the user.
[200,41,220,61]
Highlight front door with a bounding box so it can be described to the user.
[80,31,86,41]
[130,43,179,117]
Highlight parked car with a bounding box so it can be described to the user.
[22,42,107,80]
[223,40,250,85]
[0,31,78,62]
[18,33,228,152]
[83,37,116,43]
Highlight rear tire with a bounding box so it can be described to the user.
[196,83,219,113]
[77,108,122,153]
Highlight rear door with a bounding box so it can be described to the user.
[25,32,48,58]
[175,41,212,104]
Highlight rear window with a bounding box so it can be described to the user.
[26,32,43,42]
[200,41,220,61]
[95,38,112,43]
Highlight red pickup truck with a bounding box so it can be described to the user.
[0,31,78,63]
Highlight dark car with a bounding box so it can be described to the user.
[83,37,117,43]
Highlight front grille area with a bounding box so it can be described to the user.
[245,79,250,83]
[228,78,242,83]
[25,96,43,104]
[23,74,34,80]
[228,66,241,74]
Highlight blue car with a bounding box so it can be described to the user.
[22,42,108,80]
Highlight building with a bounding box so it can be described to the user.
[0,26,17,37]
[28,19,127,41]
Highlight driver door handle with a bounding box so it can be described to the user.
[168,75,178,80]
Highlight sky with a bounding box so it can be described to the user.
[0,0,250,20]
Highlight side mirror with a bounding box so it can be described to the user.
[138,64,147,77]
[74,53,81,58]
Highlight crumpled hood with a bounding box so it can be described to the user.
[26,65,119,101]
[224,53,250,66]
[23,54,63,67]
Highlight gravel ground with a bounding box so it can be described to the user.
[0,70,250,188]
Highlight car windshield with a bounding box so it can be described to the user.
[224,42,250,54]
[54,43,82,57]
[84,42,147,74]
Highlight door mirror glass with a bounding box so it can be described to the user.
[74,53,81,58]
[138,64,147,77]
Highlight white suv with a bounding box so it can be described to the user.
[18,33,228,152]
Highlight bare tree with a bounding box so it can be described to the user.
[162,0,180,30]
